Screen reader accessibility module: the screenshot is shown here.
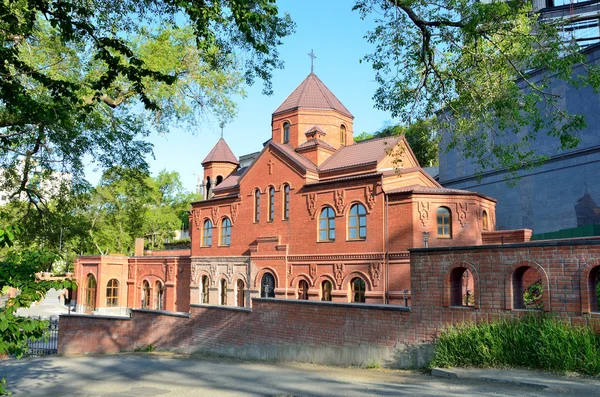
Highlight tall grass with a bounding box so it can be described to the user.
[430,315,600,375]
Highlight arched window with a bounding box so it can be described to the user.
[261,272,275,298]
[450,268,474,307]
[106,279,119,307]
[268,187,275,222]
[154,281,163,310]
[220,218,231,246]
[340,124,346,145]
[321,280,332,301]
[589,267,600,312]
[206,176,212,199]
[85,274,97,314]
[283,184,290,220]
[283,121,290,144]
[220,279,227,305]
[216,175,223,186]
[201,275,209,304]
[513,267,543,309]
[319,207,336,242]
[482,210,489,231]
[236,279,245,307]
[348,203,367,240]
[202,219,213,247]
[254,189,261,222]
[298,280,309,300]
[351,277,366,303]
[436,207,451,238]
[142,280,151,309]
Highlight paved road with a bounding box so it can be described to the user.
[1,354,599,396]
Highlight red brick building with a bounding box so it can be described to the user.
[74,73,498,314]
[189,72,497,307]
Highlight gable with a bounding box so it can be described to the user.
[236,144,314,195]
[377,137,420,171]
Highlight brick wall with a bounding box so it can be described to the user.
[60,239,600,367]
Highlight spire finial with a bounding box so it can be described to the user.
[308,49,316,73]
[219,121,225,138]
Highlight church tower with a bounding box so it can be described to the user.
[201,138,239,199]
[271,73,354,165]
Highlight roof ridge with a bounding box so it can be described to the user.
[296,73,312,109]
[313,74,336,110]
[355,135,399,145]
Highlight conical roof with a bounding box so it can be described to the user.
[273,73,353,118]
[201,138,239,166]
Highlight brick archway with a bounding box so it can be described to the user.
[504,260,550,311]
[340,271,374,291]
[290,273,313,288]
[253,267,280,289]
[443,262,480,308]
[579,258,600,313]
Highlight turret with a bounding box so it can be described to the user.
[201,138,239,199]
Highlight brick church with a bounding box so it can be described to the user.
[74,73,498,314]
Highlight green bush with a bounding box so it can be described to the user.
[430,315,600,375]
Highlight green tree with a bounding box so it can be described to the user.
[355,120,439,166]
[0,226,75,395]
[87,168,195,254]
[354,0,600,174]
[0,0,294,204]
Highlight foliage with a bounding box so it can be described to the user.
[523,279,543,310]
[354,120,439,166]
[0,225,75,395]
[354,0,600,176]
[431,315,600,375]
[0,0,294,206]
[134,344,155,353]
[86,168,196,255]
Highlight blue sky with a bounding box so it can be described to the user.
[89,1,394,192]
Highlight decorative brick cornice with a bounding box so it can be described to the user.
[289,253,385,262]
[389,252,410,260]
[250,255,287,260]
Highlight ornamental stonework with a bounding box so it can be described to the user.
[231,203,239,224]
[365,186,376,211]
[211,206,219,225]
[457,203,468,227]
[309,263,317,279]
[418,202,430,227]
[334,189,345,215]
[334,263,344,287]
[191,265,198,284]
[306,193,317,218]
[193,209,202,230]
[370,262,382,287]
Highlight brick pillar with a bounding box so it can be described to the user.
[164,282,176,311]
[331,290,348,303]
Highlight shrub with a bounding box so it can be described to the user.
[430,315,600,375]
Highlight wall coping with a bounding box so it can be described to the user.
[410,239,600,253]
[252,298,411,311]
[130,309,191,318]
[191,304,252,313]
[59,314,131,321]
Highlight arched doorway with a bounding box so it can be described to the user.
[154,281,164,310]
[260,273,275,298]
[142,280,151,309]
[351,277,366,303]
[84,274,97,314]
[236,279,245,307]
[298,280,309,300]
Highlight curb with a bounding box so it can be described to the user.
[431,368,548,389]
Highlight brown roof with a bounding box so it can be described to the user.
[270,142,318,171]
[273,73,353,118]
[319,136,399,172]
[296,138,336,152]
[212,167,248,192]
[201,138,239,166]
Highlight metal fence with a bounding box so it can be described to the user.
[23,316,59,357]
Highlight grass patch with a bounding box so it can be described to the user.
[430,315,600,376]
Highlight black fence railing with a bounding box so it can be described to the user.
[23,316,59,357]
